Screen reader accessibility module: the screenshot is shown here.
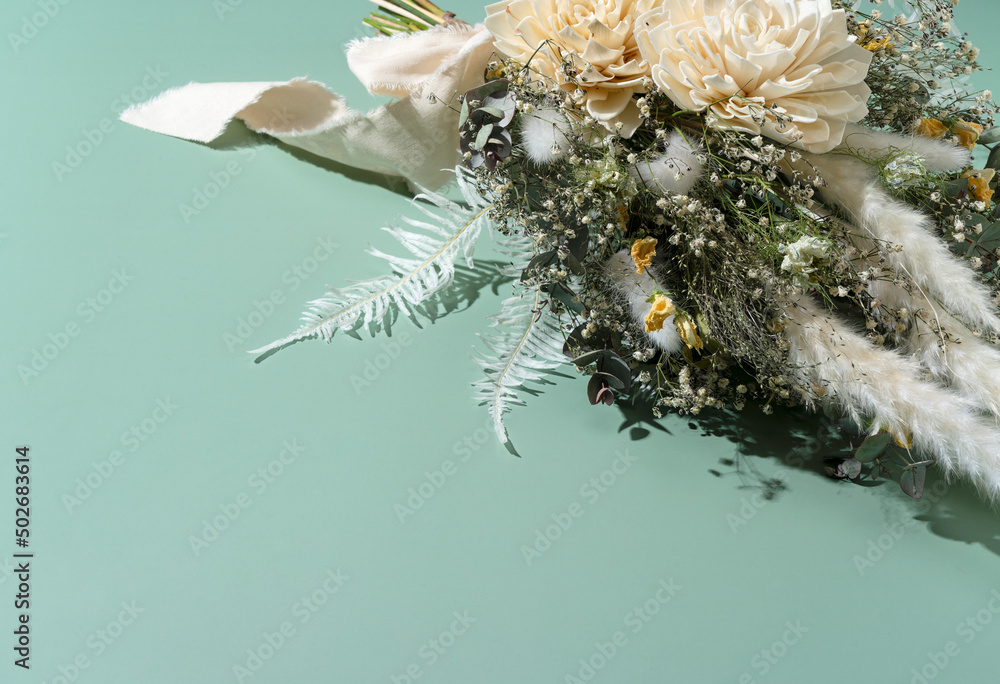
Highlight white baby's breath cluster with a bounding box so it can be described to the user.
[780,236,833,277]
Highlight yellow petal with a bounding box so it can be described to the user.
[631,236,657,274]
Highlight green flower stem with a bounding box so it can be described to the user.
[365,0,451,34]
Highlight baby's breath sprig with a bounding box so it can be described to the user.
[836,0,998,131]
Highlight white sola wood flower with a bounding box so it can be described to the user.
[484,0,660,137]
[635,0,873,152]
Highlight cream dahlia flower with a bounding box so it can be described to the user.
[635,0,873,152]
[484,0,660,137]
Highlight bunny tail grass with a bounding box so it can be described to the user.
[606,250,683,354]
[782,293,1000,500]
[789,137,1000,336]
[868,278,1000,421]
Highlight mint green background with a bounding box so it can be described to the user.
[3,1,1000,683]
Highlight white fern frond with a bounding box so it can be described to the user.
[250,168,492,358]
[487,229,535,278]
[472,284,569,443]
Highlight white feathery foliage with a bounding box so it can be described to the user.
[518,107,572,165]
[797,142,1000,336]
[836,224,1000,417]
[782,293,1000,500]
[472,234,568,442]
[868,277,1000,420]
[628,130,705,196]
[606,249,683,354]
[250,168,491,357]
[839,123,971,173]
[783,125,1000,498]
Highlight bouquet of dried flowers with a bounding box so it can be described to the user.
[124,0,1000,501]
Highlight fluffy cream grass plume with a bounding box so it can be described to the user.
[628,130,705,196]
[868,276,1000,420]
[833,219,1000,419]
[807,127,1000,418]
[782,293,1000,499]
[606,250,683,354]
[838,124,971,173]
[793,127,1000,336]
[518,107,572,165]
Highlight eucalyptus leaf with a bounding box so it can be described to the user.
[572,349,607,367]
[459,97,470,128]
[979,127,1000,145]
[464,78,510,104]
[484,92,517,127]
[543,282,584,315]
[567,225,590,261]
[587,374,615,405]
[841,458,862,479]
[899,464,927,499]
[600,353,632,393]
[477,105,506,120]
[521,250,558,281]
[468,108,493,127]
[486,130,512,158]
[966,223,1000,256]
[474,123,494,152]
[943,178,970,198]
[987,146,1000,172]
[564,252,585,276]
[854,432,892,462]
[592,370,625,391]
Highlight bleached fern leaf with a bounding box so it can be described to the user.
[250,168,492,359]
[472,283,568,443]
[489,230,536,279]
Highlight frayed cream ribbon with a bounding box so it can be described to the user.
[121,23,494,190]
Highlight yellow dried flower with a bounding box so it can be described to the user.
[964,168,995,206]
[914,118,948,139]
[643,294,676,333]
[485,62,507,81]
[952,120,983,149]
[631,236,657,274]
[863,35,893,52]
[674,314,703,350]
[617,204,630,231]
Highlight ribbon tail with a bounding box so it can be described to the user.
[120,26,494,191]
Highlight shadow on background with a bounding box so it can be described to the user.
[616,390,1000,558]
[206,120,417,198]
